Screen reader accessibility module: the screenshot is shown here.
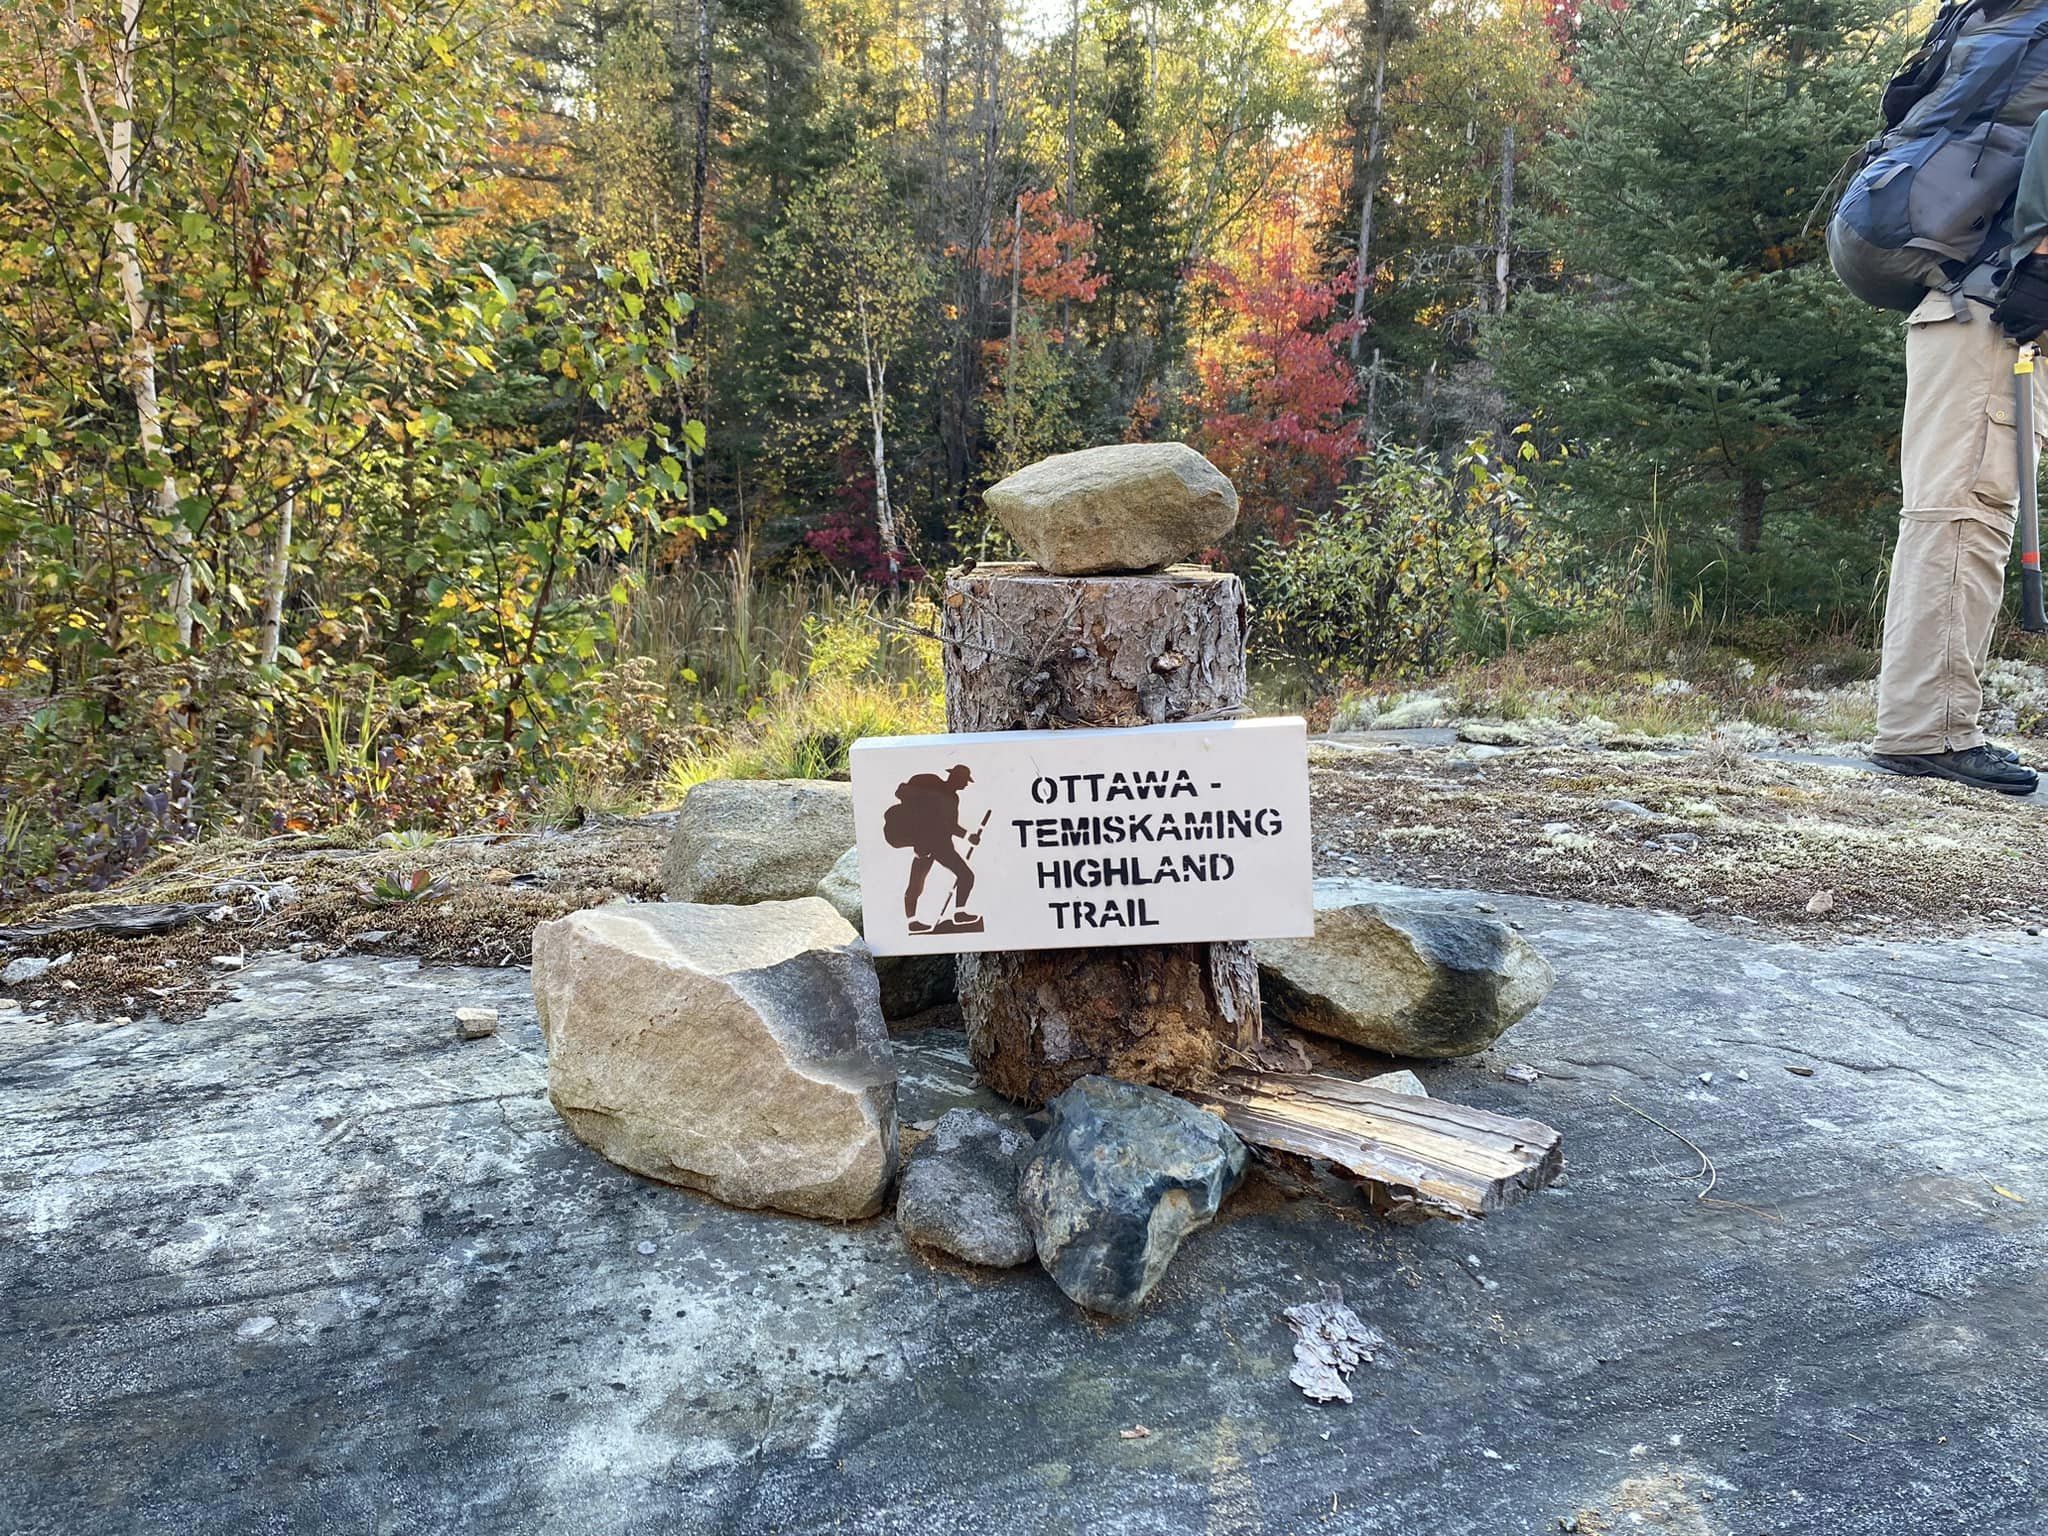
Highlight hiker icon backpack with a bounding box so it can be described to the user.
[1829,0,2048,311]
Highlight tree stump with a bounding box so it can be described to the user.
[941,562,1262,1105]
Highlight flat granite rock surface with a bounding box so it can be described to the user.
[4,880,2045,1534]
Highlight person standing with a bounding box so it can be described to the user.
[1831,0,2048,794]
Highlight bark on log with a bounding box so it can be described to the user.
[941,563,1261,1104]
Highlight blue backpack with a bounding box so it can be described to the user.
[1829,0,2048,310]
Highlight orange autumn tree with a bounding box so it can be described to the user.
[978,189,1108,477]
[1189,205,1363,538]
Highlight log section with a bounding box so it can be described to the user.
[941,563,1261,1104]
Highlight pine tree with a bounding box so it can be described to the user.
[1085,15,1180,337]
[1493,0,1909,615]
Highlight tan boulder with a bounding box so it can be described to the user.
[982,442,1239,575]
[662,779,855,904]
[532,899,897,1219]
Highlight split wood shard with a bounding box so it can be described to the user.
[1185,1070,1563,1217]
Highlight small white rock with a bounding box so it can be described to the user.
[235,1315,279,1341]
[1368,1069,1429,1098]
[1503,1063,1541,1085]
[1698,1072,1714,1086]
[635,1239,657,1256]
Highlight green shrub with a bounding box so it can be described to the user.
[1251,438,1597,678]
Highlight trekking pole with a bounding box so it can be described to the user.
[2018,340,2048,633]
[935,809,993,923]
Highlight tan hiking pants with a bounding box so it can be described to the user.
[1875,290,2043,754]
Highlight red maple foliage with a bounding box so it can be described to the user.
[976,188,1107,344]
[804,449,925,584]
[1188,231,1363,536]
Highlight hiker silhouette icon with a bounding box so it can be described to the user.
[880,764,989,936]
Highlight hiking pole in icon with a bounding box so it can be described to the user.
[2017,340,2047,633]
[935,808,993,924]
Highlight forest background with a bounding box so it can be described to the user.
[0,0,1996,895]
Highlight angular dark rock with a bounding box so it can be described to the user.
[1257,899,1554,1058]
[1017,1076,1247,1317]
[895,1109,1033,1268]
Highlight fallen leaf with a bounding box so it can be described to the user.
[1786,1065,1815,1077]
[1119,1424,1151,1440]
[1988,1183,2028,1205]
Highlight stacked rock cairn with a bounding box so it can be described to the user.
[529,441,1555,1317]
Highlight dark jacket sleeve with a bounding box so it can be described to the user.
[2011,113,2048,258]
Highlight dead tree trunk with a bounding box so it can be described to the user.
[941,563,1261,1104]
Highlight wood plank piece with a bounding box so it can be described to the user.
[1186,1070,1564,1217]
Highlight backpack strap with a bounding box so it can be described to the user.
[1925,6,2048,134]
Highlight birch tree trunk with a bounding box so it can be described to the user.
[1061,0,1078,341]
[242,490,294,810]
[1348,14,1391,363]
[942,564,1261,1105]
[856,294,901,582]
[1495,123,1515,315]
[256,493,292,670]
[692,0,712,307]
[85,0,191,644]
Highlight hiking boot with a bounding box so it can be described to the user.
[1870,745,2039,795]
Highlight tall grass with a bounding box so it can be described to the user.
[599,540,945,801]
[612,534,934,710]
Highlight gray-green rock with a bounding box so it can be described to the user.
[532,898,897,1220]
[896,1109,1033,1268]
[982,442,1239,575]
[816,847,956,1020]
[1457,719,1534,746]
[662,779,855,904]
[1373,695,1451,729]
[1017,1076,1247,1317]
[1258,900,1554,1059]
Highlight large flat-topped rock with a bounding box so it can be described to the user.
[532,898,897,1219]
[982,441,1239,574]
